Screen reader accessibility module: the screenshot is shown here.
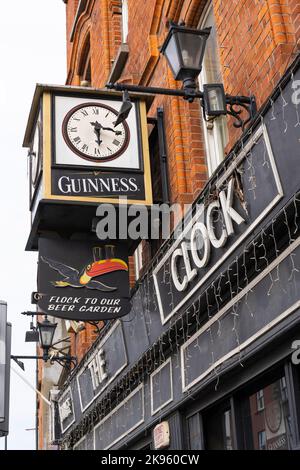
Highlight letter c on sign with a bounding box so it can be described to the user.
[206,201,227,248]
[191,222,211,268]
[171,248,188,291]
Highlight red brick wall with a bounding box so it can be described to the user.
[213,0,300,145]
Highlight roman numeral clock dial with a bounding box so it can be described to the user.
[62,102,130,163]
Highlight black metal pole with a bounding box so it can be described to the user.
[11,355,45,360]
[106,82,203,99]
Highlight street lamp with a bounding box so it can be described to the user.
[107,22,257,130]
[160,22,211,91]
[37,317,57,360]
[11,313,77,370]
[203,83,227,116]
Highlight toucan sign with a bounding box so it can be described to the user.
[37,237,131,321]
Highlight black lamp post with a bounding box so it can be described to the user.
[160,23,211,92]
[11,313,77,370]
[37,317,57,360]
[107,22,257,130]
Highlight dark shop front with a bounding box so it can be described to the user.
[53,57,300,451]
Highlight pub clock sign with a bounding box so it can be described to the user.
[23,84,153,250]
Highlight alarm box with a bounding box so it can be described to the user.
[23,84,154,250]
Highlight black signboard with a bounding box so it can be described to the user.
[51,169,146,200]
[153,123,283,324]
[37,237,131,320]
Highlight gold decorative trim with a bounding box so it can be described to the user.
[42,91,152,206]
[43,92,52,198]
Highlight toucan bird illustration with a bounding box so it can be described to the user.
[41,246,128,292]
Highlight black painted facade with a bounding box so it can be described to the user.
[54,55,300,451]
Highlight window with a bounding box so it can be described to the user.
[240,375,293,450]
[257,389,265,412]
[78,34,91,86]
[198,3,228,175]
[134,242,143,280]
[202,401,234,450]
[258,430,266,450]
[121,0,129,43]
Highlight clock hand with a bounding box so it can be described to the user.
[90,121,102,145]
[100,126,122,135]
[91,121,121,135]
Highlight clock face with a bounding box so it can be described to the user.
[62,102,130,163]
[31,121,42,187]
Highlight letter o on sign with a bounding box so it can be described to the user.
[191,222,210,268]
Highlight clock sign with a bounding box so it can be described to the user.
[62,102,130,163]
[23,85,153,250]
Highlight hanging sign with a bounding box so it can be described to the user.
[22,85,153,251]
[37,237,131,321]
[153,421,170,450]
[23,85,153,207]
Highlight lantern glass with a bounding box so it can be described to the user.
[177,32,207,71]
[163,34,181,78]
[38,318,57,350]
[161,25,211,81]
[203,84,227,116]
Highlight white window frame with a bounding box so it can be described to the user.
[134,242,143,280]
[256,389,265,412]
[122,0,129,43]
[198,2,228,175]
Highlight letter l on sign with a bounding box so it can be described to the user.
[219,179,245,236]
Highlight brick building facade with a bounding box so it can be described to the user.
[36,0,300,449]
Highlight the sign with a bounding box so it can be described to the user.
[51,169,145,200]
[153,421,170,450]
[58,388,75,433]
[37,237,131,321]
[153,123,283,324]
[76,321,127,411]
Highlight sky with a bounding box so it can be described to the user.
[0,1,66,450]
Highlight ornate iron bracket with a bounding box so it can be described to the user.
[225,94,257,130]
[106,82,257,131]
[86,320,103,335]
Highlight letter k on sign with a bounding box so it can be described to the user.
[219,179,245,236]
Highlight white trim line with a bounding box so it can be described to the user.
[73,435,86,450]
[58,387,75,433]
[76,320,128,412]
[153,123,283,325]
[150,357,173,416]
[93,383,144,450]
[181,237,300,392]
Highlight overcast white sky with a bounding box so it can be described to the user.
[0,1,66,450]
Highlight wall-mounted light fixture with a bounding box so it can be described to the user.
[12,314,77,370]
[107,22,257,130]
